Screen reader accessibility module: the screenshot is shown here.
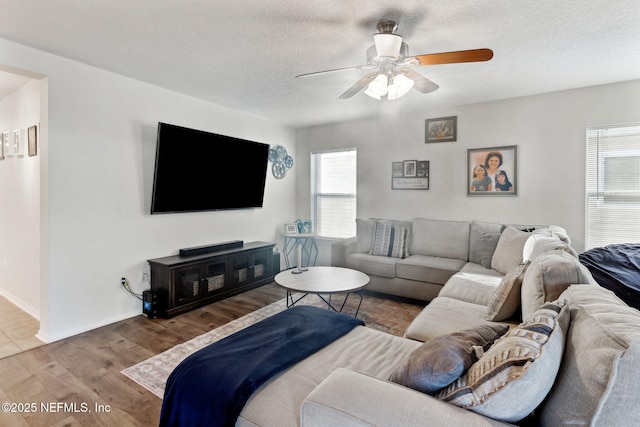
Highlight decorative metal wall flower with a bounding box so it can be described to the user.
[268,145,293,179]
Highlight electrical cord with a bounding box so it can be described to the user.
[121,277,143,301]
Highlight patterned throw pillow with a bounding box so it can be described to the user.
[486,262,529,321]
[389,324,508,395]
[437,300,570,423]
[369,221,408,258]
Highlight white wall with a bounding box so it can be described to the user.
[296,80,640,255]
[0,79,41,318]
[0,39,296,342]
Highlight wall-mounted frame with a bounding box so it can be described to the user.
[28,125,38,157]
[1,132,8,160]
[426,116,457,143]
[13,129,22,156]
[392,160,429,190]
[467,145,517,196]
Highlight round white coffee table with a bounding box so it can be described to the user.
[275,266,370,316]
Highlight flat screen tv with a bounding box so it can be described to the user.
[151,122,269,214]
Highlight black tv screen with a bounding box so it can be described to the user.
[151,122,269,214]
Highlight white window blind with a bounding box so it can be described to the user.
[311,149,357,238]
[585,123,640,249]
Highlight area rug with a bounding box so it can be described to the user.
[121,292,424,398]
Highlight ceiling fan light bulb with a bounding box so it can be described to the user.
[387,74,414,100]
[373,33,402,59]
[365,74,389,99]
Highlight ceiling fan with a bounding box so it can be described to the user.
[296,20,493,100]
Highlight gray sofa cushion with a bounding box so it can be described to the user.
[437,300,570,423]
[405,297,518,342]
[438,271,502,306]
[345,253,397,278]
[410,218,470,260]
[469,221,505,268]
[538,285,640,427]
[389,324,508,394]
[396,255,466,285]
[520,250,593,319]
[491,226,530,274]
[238,326,419,427]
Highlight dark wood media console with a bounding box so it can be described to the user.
[147,241,280,317]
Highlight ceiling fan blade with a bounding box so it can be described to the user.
[409,48,494,66]
[338,72,379,99]
[397,68,439,93]
[296,64,376,78]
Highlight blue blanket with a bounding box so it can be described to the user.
[159,305,364,427]
[579,243,640,310]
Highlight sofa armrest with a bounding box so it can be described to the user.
[301,368,514,427]
[331,237,358,267]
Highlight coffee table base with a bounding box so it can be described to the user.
[286,290,364,317]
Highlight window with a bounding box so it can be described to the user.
[585,124,640,249]
[311,149,357,238]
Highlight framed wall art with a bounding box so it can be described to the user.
[28,125,37,156]
[392,160,429,190]
[1,132,8,159]
[426,116,457,143]
[13,129,22,156]
[467,145,517,196]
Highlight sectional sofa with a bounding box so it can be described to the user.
[183,218,640,425]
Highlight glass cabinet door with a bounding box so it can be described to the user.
[203,261,227,295]
[252,250,270,280]
[174,266,201,304]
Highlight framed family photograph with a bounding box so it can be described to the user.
[467,145,517,196]
[392,160,429,190]
[426,116,457,143]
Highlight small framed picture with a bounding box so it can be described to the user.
[13,129,21,156]
[1,132,8,159]
[28,125,37,157]
[467,145,517,196]
[285,223,298,233]
[392,160,429,190]
[403,160,417,177]
[426,116,457,143]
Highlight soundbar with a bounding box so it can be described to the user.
[179,240,244,257]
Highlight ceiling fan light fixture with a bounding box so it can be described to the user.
[364,73,389,99]
[387,73,414,100]
[373,33,402,59]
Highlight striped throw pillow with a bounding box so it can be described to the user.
[437,300,570,423]
[370,221,408,258]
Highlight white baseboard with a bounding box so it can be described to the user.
[42,309,142,343]
[0,287,40,320]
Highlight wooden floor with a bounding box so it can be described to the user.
[0,296,44,359]
[0,283,420,427]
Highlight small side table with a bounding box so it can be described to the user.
[282,233,319,269]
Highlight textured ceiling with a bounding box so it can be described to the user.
[1,0,639,128]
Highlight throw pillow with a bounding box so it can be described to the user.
[468,221,505,269]
[491,226,530,274]
[437,300,570,423]
[355,218,376,253]
[389,324,508,395]
[370,221,408,258]
[486,262,529,321]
